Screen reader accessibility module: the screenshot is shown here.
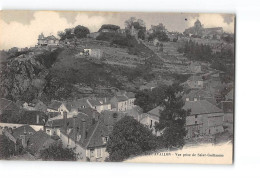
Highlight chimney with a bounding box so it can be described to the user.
[81,118,87,140]
[73,115,77,141]
[63,111,68,132]
[36,114,39,124]
[21,127,27,147]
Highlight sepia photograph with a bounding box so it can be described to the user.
[0,10,235,164]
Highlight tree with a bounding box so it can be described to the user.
[156,84,188,148]
[58,28,74,40]
[149,23,169,42]
[74,25,90,38]
[106,116,158,162]
[0,135,15,159]
[40,142,77,161]
[125,17,146,39]
[134,85,168,113]
[98,24,120,32]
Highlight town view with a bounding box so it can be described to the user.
[0,11,234,162]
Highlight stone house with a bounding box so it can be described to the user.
[110,95,128,111]
[139,106,163,136]
[47,100,69,115]
[83,49,103,59]
[183,100,224,139]
[37,33,59,46]
[87,98,111,113]
[58,111,124,162]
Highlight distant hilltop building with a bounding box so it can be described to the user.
[37,33,59,46]
[184,19,223,39]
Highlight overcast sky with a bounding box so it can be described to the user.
[0,10,235,50]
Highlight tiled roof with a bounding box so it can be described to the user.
[66,98,90,110]
[60,111,124,149]
[183,100,223,115]
[27,130,55,154]
[147,106,164,117]
[47,100,63,110]
[12,125,36,139]
[125,92,135,98]
[115,95,128,102]
[88,99,102,106]
[184,89,212,100]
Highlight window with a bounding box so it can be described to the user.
[96,148,102,158]
[195,121,197,124]
[150,120,153,128]
[195,114,198,118]
[103,136,109,144]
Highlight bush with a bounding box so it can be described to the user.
[74,25,90,38]
[40,142,77,161]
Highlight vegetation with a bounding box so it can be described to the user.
[177,40,212,61]
[98,24,120,32]
[148,23,169,42]
[0,135,23,159]
[106,116,159,162]
[40,142,77,161]
[134,85,168,113]
[125,17,146,39]
[58,28,74,40]
[74,25,90,38]
[156,84,188,148]
[0,135,16,159]
[58,25,90,40]
[177,39,234,83]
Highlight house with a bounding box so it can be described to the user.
[115,91,136,110]
[67,98,91,111]
[59,110,125,162]
[125,106,143,121]
[37,33,59,46]
[22,100,47,112]
[110,95,128,111]
[140,106,164,136]
[47,100,69,114]
[87,98,111,113]
[125,92,136,110]
[11,125,36,148]
[27,130,55,156]
[185,76,204,89]
[183,100,224,139]
[183,89,216,104]
[45,111,98,136]
[83,49,103,59]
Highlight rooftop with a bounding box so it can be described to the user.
[47,100,63,111]
[183,100,223,115]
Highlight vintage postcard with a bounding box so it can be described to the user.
[0,11,235,164]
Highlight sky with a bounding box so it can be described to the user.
[0,10,235,50]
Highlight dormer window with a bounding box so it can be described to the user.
[103,136,109,144]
